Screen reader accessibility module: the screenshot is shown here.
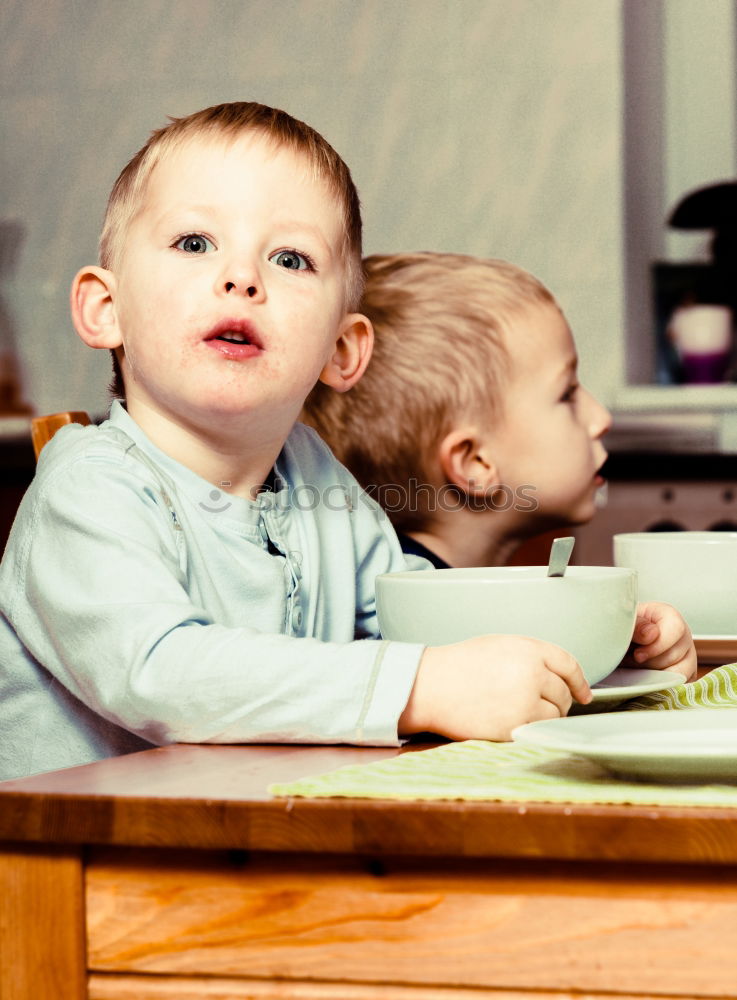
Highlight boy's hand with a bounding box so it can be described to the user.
[399,635,592,742]
[628,601,697,680]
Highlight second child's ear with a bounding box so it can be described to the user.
[317,313,374,393]
[438,427,501,496]
[70,266,123,350]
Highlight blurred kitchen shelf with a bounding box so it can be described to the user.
[612,387,737,454]
[616,384,737,411]
[607,410,719,453]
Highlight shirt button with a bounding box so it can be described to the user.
[294,609,303,629]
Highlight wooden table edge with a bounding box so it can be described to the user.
[2,788,737,863]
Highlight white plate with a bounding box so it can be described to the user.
[694,635,737,666]
[588,667,685,704]
[513,709,737,782]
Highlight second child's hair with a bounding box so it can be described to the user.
[303,252,557,531]
[102,101,364,398]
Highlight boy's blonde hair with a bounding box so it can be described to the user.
[302,252,557,531]
[102,101,364,397]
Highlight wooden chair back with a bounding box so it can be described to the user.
[31,411,91,460]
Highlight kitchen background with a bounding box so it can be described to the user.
[1,0,736,559]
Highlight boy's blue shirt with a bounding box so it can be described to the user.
[0,401,425,779]
[397,531,451,570]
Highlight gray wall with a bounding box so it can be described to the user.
[1,0,625,418]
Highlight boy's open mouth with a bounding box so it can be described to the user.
[204,319,263,358]
[595,456,609,484]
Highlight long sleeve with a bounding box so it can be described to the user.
[0,412,425,778]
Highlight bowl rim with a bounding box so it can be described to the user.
[376,565,636,583]
[614,531,737,544]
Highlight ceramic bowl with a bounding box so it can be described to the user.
[614,531,737,636]
[375,565,637,684]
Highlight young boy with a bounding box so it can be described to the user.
[303,252,609,567]
[303,251,697,667]
[0,106,691,779]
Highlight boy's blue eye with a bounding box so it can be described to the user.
[175,234,215,254]
[270,249,313,271]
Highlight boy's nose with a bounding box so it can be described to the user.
[588,391,612,438]
[219,262,266,301]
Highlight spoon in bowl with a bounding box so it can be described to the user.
[547,535,575,577]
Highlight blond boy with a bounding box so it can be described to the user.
[0,109,690,779]
[305,253,611,566]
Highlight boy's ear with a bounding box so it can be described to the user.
[438,427,501,495]
[317,313,374,393]
[70,266,123,349]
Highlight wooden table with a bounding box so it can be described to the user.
[2,742,737,1000]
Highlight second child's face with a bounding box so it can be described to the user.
[487,303,611,529]
[110,134,352,435]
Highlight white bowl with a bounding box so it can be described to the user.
[614,531,737,636]
[376,565,637,685]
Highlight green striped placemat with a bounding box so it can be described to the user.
[268,664,737,807]
[622,661,737,711]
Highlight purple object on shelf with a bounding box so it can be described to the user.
[680,350,731,384]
